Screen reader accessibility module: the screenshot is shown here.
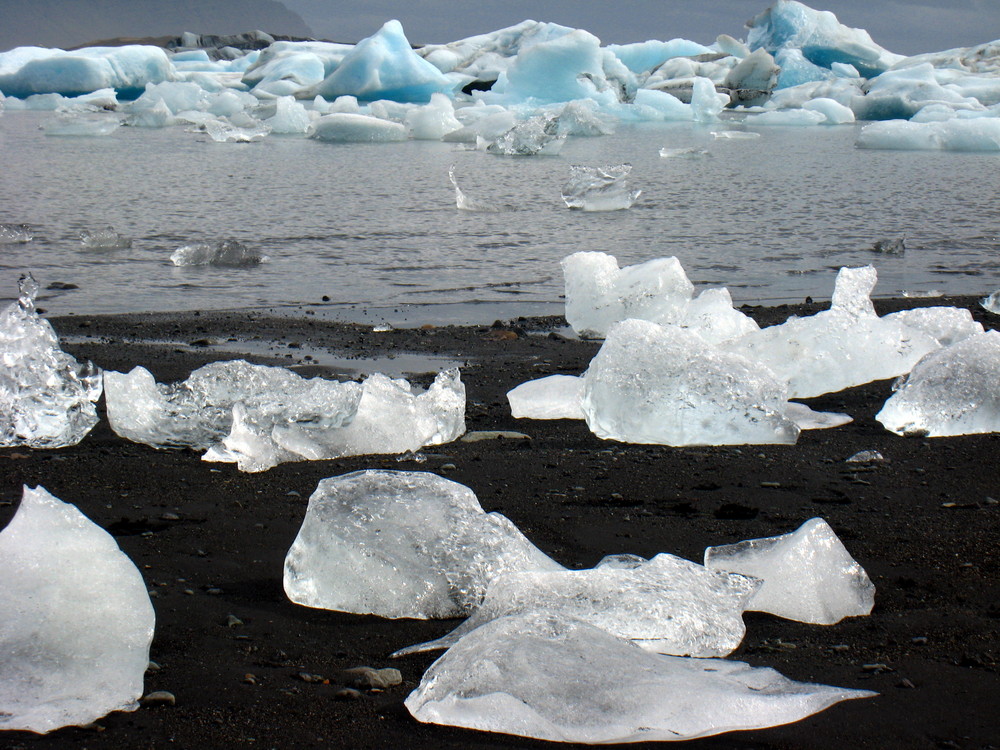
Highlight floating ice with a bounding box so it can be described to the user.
[507,375,585,420]
[405,93,463,139]
[659,146,711,158]
[484,114,565,155]
[561,164,641,211]
[124,98,174,127]
[262,96,313,134]
[0,274,102,448]
[307,112,408,142]
[856,118,1000,152]
[550,99,616,137]
[283,471,563,618]
[846,450,884,463]
[722,48,779,104]
[80,227,131,250]
[582,319,800,446]
[405,613,875,743]
[170,239,266,267]
[747,108,827,126]
[869,235,906,254]
[395,553,759,658]
[876,330,1000,437]
[803,96,855,123]
[982,291,1000,314]
[0,224,33,244]
[42,112,120,136]
[705,517,875,625]
[447,167,497,212]
[882,306,983,347]
[711,129,760,139]
[0,486,155,733]
[202,117,270,142]
[785,402,852,430]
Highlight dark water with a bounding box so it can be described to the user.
[1,110,998,320]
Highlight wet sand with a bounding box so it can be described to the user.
[2,295,998,750]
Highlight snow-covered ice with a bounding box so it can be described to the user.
[405,613,875,743]
[0,274,102,448]
[561,164,641,211]
[705,518,875,625]
[876,330,1000,437]
[394,552,759,658]
[507,375,585,420]
[0,486,154,733]
[283,471,564,618]
[170,239,266,266]
[80,227,131,250]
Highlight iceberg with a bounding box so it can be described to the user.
[80,226,131,250]
[507,374,585,420]
[170,239,266,266]
[0,274,102,448]
[282,471,564,618]
[405,613,876,743]
[856,119,1000,152]
[875,330,1000,437]
[560,164,641,211]
[0,486,155,733]
[484,114,565,155]
[307,112,408,143]
[581,319,801,446]
[394,553,759,658]
[705,518,875,625]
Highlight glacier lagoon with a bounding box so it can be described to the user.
[1,110,997,320]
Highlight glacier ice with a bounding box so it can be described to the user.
[42,112,120,137]
[202,117,270,143]
[856,118,1000,152]
[982,291,1000,314]
[262,96,313,134]
[80,226,132,250]
[282,471,564,618]
[484,114,565,155]
[405,93,463,140]
[561,164,641,211]
[170,239,266,266]
[394,553,759,658]
[507,375,585,420]
[882,306,983,347]
[0,224,33,244]
[405,613,875,743]
[307,113,408,143]
[705,517,875,625]
[875,330,1000,437]
[0,274,102,448]
[581,319,801,447]
[0,486,155,733]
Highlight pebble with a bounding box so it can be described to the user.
[243,674,257,685]
[160,512,181,521]
[830,644,850,652]
[912,636,929,645]
[439,463,457,471]
[862,663,892,673]
[334,688,362,701]
[296,672,326,684]
[461,430,531,442]
[226,614,244,627]
[140,691,176,707]
[146,660,161,672]
[343,666,402,690]
[896,678,916,689]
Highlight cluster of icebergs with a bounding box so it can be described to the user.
[2,1,999,150]
[507,252,999,444]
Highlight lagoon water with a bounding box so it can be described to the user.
[1,110,997,323]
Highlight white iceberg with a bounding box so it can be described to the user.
[283,471,564,618]
[307,112,407,143]
[0,486,155,733]
[705,517,875,625]
[561,164,641,211]
[405,613,876,743]
[507,374,585,420]
[0,274,102,448]
[856,118,1000,152]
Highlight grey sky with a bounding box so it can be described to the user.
[284,0,1000,56]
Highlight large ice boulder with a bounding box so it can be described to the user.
[876,329,1000,437]
[307,112,408,142]
[0,486,155,733]
[309,20,455,103]
[746,0,902,78]
[705,518,875,625]
[394,553,759,658]
[0,274,102,448]
[405,613,876,743]
[283,471,564,618]
[581,319,801,446]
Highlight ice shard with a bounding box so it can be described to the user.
[405,613,876,743]
[0,486,155,733]
[581,319,800,446]
[0,273,102,448]
[561,164,640,211]
[202,117,270,142]
[507,374,585,420]
[876,329,1000,437]
[882,306,983,347]
[447,167,497,212]
[981,290,1000,314]
[0,224,33,244]
[170,239,266,266]
[705,518,875,625]
[484,114,565,155]
[79,227,131,249]
[283,471,564,618]
[394,553,759,658]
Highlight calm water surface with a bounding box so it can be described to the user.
[1,110,997,321]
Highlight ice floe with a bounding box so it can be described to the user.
[79,226,132,250]
[561,164,640,211]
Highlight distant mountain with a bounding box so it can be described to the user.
[0,0,313,51]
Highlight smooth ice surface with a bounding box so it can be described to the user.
[705,518,875,625]
[283,471,564,618]
[582,319,800,446]
[170,239,266,266]
[394,553,759,658]
[307,112,407,142]
[405,613,875,743]
[876,330,1000,437]
[202,118,270,143]
[507,375,585,420]
[484,114,565,155]
[0,274,102,448]
[983,291,1000,314]
[561,164,641,211]
[0,486,154,733]
[80,227,131,250]
[882,307,984,347]
[856,119,1000,152]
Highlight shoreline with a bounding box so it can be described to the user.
[2,295,998,749]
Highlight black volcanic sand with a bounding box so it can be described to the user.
[2,296,998,750]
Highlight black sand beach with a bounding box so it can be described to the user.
[2,296,998,750]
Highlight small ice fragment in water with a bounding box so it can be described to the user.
[485,114,565,156]
[43,113,120,137]
[170,239,266,267]
[202,118,270,142]
[711,130,760,139]
[870,235,905,254]
[846,450,884,463]
[447,166,497,212]
[981,290,1000,314]
[561,164,641,211]
[659,146,711,158]
[404,613,876,743]
[80,226,132,249]
[704,517,875,625]
[393,553,759,658]
[282,470,564,618]
[0,273,102,448]
[0,486,155,733]
[902,289,943,298]
[0,223,33,243]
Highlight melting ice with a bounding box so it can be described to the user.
[561,164,640,211]
[170,239,266,266]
